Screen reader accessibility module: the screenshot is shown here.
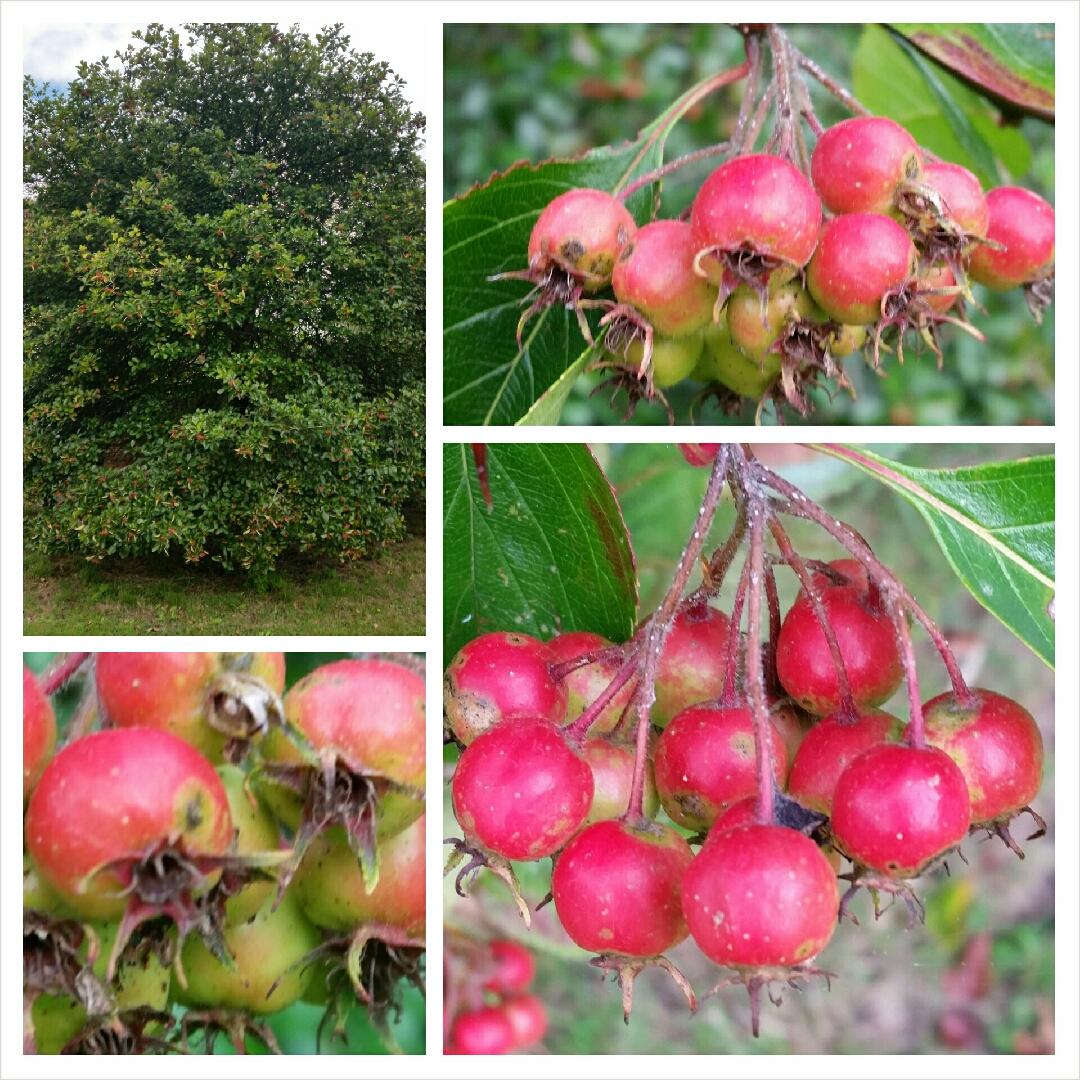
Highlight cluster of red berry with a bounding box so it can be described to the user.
[444,448,1045,1035]
[502,115,1053,418]
[23,653,425,1054]
[444,936,548,1055]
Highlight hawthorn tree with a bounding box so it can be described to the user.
[24,23,425,575]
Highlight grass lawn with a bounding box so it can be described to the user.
[23,537,426,636]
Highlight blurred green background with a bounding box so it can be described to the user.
[444,24,1055,425]
[24,652,426,1056]
[443,444,1054,1053]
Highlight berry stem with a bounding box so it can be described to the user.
[689,510,747,605]
[38,652,91,696]
[730,33,764,156]
[625,447,731,822]
[617,144,731,203]
[792,47,873,117]
[754,455,976,709]
[720,560,750,708]
[892,602,927,749]
[762,558,782,700]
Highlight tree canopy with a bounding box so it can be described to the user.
[24,23,425,574]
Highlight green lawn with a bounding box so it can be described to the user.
[24,538,426,636]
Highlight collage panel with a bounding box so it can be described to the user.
[441,442,1055,1054]
[22,650,426,1055]
[443,23,1054,427]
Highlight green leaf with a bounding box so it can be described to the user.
[515,347,596,426]
[443,68,742,425]
[442,443,637,658]
[811,445,1054,668]
[891,23,1054,121]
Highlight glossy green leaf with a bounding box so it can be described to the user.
[443,443,637,657]
[891,23,1054,120]
[443,68,741,425]
[812,445,1054,668]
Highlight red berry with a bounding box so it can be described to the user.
[968,187,1055,289]
[920,161,989,237]
[776,581,904,716]
[450,1005,515,1055]
[23,665,57,802]
[95,651,285,761]
[498,993,548,1048]
[709,795,758,835]
[528,189,636,288]
[653,704,788,831]
[652,604,731,726]
[580,736,660,824]
[831,743,971,876]
[811,116,923,215]
[552,818,693,956]
[451,716,593,861]
[444,632,567,744]
[611,219,718,337]
[788,709,900,815]
[678,443,721,467]
[682,824,838,968]
[922,689,1043,825]
[25,728,233,921]
[484,939,536,994]
[546,631,633,734]
[806,213,918,324]
[690,154,822,284]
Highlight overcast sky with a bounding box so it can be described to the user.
[23,21,430,156]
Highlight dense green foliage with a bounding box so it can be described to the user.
[25,24,425,573]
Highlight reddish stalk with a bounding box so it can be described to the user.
[730,34,764,156]
[719,560,750,707]
[624,448,731,822]
[762,559,782,699]
[39,652,91,696]
[690,510,747,605]
[752,461,976,709]
[617,144,731,203]
[793,47,873,117]
[563,654,640,745]
[892,603,927,749]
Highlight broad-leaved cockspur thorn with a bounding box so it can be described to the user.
[682,824,839,1036]
[830,743,971,878]
[677,443,722,468]
[452,716,593,861]
[775,573,904,716]
[968,187,1055,290]
[498,993,548,1049]
[581,737,660,824]
[811,116,923,216]
[552,818,693,956]
[292,812,425,939]
[495,188,637,350]
[450,1005,515,1055]
[726,282,821,363]
[546,631,635,735]
[259,657,425,894]
[444,632,567,745]
[923,689,1044,840]
[484,939,536,994]
[806,212,918,325]
[607,218,718,348]
[788,709,901,815]
[652,603,732,727]
[690,154,822,306]
[95,651,286,763]
[23,665,56,802]
[176,887,321,1015]
[654,704,788,831]
[25,727,234,980]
